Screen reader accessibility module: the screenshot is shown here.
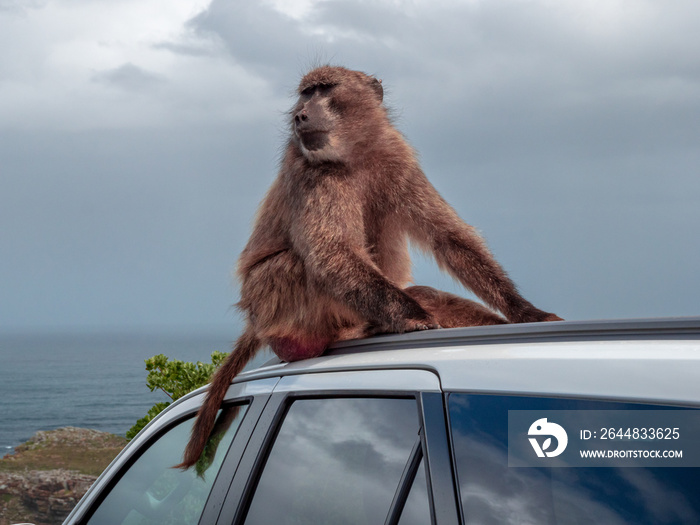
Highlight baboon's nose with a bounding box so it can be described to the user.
[294,110,308,124]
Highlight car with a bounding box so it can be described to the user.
[63,317,700,525]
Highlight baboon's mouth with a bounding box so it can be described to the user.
[298,130,329,151]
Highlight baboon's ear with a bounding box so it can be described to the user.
[369,77,383,102]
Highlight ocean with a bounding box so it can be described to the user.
[0,330,272,456]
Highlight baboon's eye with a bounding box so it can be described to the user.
[317,83,336,95]
[300,83,336,97]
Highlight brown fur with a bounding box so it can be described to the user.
[178,65,562,469]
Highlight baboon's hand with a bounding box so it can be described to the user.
[404,318,441,332]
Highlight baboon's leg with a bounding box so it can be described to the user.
[405,285,507,328]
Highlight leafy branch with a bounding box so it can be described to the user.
[126,351,228,440]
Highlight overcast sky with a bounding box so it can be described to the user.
[1,0,699,333]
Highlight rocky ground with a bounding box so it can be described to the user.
[0,427,126,525]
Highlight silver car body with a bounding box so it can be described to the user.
[64,317,700,525]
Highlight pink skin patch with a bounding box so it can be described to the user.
[269,337,329,362]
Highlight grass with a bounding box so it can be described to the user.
[0,428,127,477]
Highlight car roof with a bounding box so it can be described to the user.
[233,318,700,405]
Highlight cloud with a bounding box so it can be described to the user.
[1,0,699,328]
[0,0,47,15]
[184,0,700,160]
[0,0,273,130]
[92,62,165,91]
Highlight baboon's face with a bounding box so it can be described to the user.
[293,83,336,154]
[292,66,384,164]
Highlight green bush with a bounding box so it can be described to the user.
[127,351,228,440]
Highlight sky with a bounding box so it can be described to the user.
[1,0,699,333]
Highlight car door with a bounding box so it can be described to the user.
[214,369,460,525]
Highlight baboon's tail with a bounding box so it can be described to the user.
[175,328,261,469]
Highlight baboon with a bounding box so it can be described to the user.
[177,65,562,469]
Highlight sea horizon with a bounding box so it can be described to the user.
[0,326,272,456]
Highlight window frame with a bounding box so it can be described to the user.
[386,432,424,525]
[216,370,460,525]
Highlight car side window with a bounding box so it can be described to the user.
[85,403,247,525]
[448,394,700,525]
[243,397,422,525]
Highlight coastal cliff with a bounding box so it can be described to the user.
[0,427,126,525]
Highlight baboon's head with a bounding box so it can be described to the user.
[292,66,385,163]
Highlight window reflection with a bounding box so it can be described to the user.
[449,394,700,525]
[244,397,420,525]
[87,404,247,525]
